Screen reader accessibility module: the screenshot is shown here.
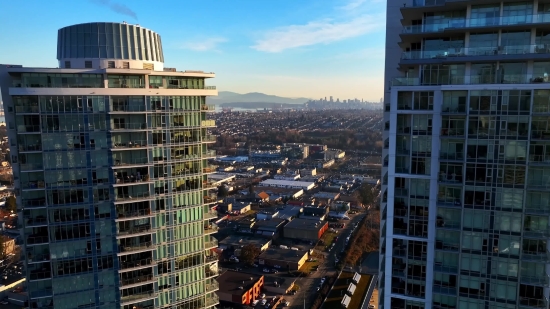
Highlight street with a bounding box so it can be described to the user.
[215,209,368,309]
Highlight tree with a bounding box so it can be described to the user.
[248,185,254,196]
[240,244,260,266]
[5,196,16,212]
[358,184,376,207]
[217,185,228,198]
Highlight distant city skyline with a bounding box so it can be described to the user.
[0,0,386,100]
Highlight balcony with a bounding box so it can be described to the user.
[21,181,45,190]
[205,294,219,307]
[202,149,216,158]
[112,140,149,150]
[114,192,153,203]
[113,157,150,167]
[119,241,154,254]
[116,208,152,221]
[522,251,550,262]
[206,281,219,292]
[525,204,550,215]
[392,73,550,86]
[18,143,42,152]
[120,274,154,287]
[204,225,218,235]
[202,135,217,143]
[20,163,43,172]
[201,104,216,112]
[201,120,216,128]
[521,275,550,286]
[108,76,145,89]
[120,291,155,304]
[203,165,217,174]
[402,44,550,61]
[519,296,548,309]
[119,257,153,272]
[205,239,218,249]
[402,14,550,34]
[204,211,218,220]
[114,174,151,185]
[117,224,152,238]
[26,216,47,228]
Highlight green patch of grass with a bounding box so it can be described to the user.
[322,272,373,309]
[316,231,337,251]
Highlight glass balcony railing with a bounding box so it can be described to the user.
[205,239,218,249]
[205,294,219,307]
[201,104,216,111]
[402,45,550,60]
[201,120,216,127]
[119,241,154,253]
[402,14,550,34]
[120,291,154,303]
[120,274,154,286]
[392,74,550,86]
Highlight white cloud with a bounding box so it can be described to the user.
[251,15,383,53]
[339,0,384,12]
[179,37,227,52]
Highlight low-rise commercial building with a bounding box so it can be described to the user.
[258,247,310,271]
[218,235,272,252]
[216,271,264,306]
[252,218,286,237]
[283,218,328,241]
[260,179,315,191]
[303,205,329,217]
[256,206,302,221]
[254,186,304,200]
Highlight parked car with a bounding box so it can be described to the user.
[263,268,270,273]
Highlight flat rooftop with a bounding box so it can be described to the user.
[260,179,314,187]
[254,218,286,229]
[217,270,263,295]
[285,218,326,231]
[322,272,372,309]
[259,247,309,263]
[219,235,270,248]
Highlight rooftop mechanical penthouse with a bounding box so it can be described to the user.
[0,22,220,309]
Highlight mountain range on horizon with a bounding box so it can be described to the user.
[206,91,311,106]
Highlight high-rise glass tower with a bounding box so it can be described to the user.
[382,1,550,309]
[0,22,220,309]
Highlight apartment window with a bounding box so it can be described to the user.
[490,280,518,301]
[461,254,487,274]
[107,61,115,68]
[84,61,92,68]
[65,61,71,68]
[123,62,130,69]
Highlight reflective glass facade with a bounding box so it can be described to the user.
[0,22,219,309]
[382,1,550,309]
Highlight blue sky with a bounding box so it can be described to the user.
[0,0,386,101]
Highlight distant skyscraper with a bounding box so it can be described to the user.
[0,22,219,309]
[330,96,333,102]
[381,1,550,309]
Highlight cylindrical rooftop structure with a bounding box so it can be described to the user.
[57,22,164,70]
